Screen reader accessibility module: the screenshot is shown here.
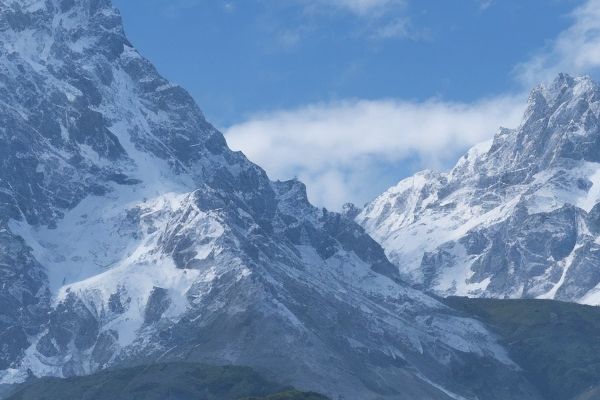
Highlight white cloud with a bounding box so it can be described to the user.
[296,0,406,18]
[326,0,403,15]
[278,30,302,48]
[225,0,600,211]
[515,0,600,85]
[223,2,235,12]
[375,17,411,38]
[296,0,419,44]
[160,0,200,17]
[478,0,494,11]
[159,0,236,17]
[374,17,428,40]
[225,96,525,210]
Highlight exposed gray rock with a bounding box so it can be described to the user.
[359,74,600,305]
[0,1,544,399]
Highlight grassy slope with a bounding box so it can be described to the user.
[241,391,329,400]
[5,363,329,400]
[445,297,600,400]
[9,298,600,400]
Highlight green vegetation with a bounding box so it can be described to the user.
[10,298,600,400]
[445,297,600,400]
[5,362,329,400]
[241,390,329,400]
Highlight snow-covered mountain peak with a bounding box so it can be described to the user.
[359,74,600,306]
[0,2,539,398]
[522,74,599,129]
[0,0,115,17]
[540,73,596,102]
[0,0,122,41]
[458,73,600,180]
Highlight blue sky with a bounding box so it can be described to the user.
[113,0,600,209]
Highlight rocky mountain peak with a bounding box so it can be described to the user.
[359,74,600,307]
[522,74,599,127]
[1,0,114,17]
[0,0,120,35]
[0,0,127,66]
[477,74,600,178]
[0,2,559,398]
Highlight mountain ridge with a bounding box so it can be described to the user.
[0,1,540,399]
[357,73,600,304]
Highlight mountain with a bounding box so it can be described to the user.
[10,299,600,400]
[444,297,600,400]
[0,1,542,399]
[357,74,600,304]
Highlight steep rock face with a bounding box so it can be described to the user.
[0,1,541,399]
[358,74,600,305]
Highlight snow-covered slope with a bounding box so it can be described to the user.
[358,74,600,305]
[0,1,544,399]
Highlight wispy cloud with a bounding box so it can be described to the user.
[223,2,236,13]
[224,0,600,210]
[374,17,429,40]
[311,0,405,16]
[478,0,494,11]
[277,30,302,48]
[160,0,201,18]
[225,96,525,209]
[159,0,235,18]
[375,17,411,38]
[515,0,600,85]
[263,0,416,53]
[294,0,427,45]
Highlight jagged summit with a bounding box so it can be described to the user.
[484,74,600,172]
[0,0,126,58]
[439,74,600,183]
[358,74,600,305]
[0,0,115,18]
[535,73,597,105]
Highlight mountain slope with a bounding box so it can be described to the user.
[4,363,329,400]
[0,1,540,399]
[445,297,600,400]
[358,74,600,304]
